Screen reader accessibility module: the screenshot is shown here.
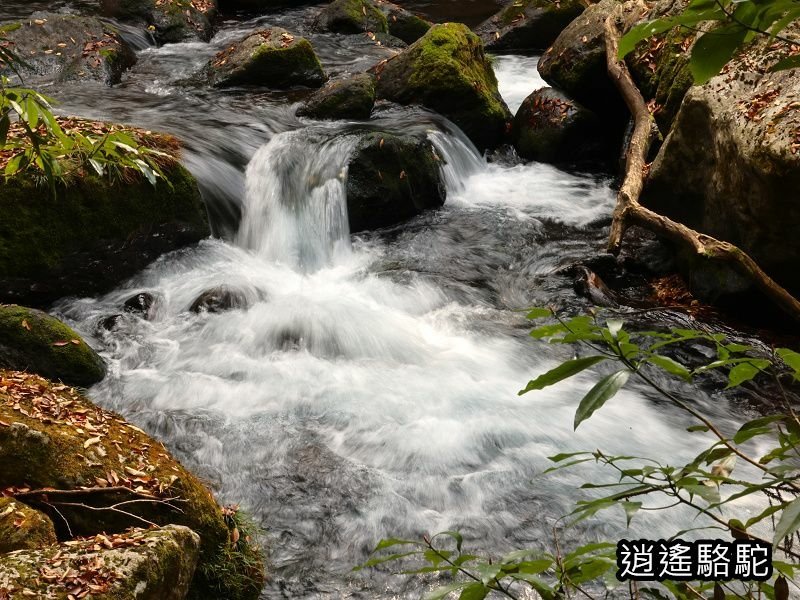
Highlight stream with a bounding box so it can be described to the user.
[1,1,774,598]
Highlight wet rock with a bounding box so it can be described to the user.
[0,305,105,388]
[297,73,376,120]
[123,291,163,320]
[314,0,389,34]
[0,141,210,308]
[537,0,626,118]
[208,28,326,88]
[0,525,199,600]
[474,0,584,53]
[190,285,249,313]
[346,131,446,232]
[374,0,431,44]
[100,314,126,332]
[0,15,136,86]
[642,27,800,294]
[0,497,57,553]
[572,266,619,307]
[511,87,615,166]
[371,23,512,150]
[100,0,217,44]
[0,370,265,599]
[221,0,322,11]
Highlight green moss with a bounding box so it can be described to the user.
[0,305,106,387]
[0,162,208,282]
[0,497,58,552]
[0,22,22,34]
[298,73,376,120]
[0,371,264,599]
[376,23,510,148]
[323,0,389,34]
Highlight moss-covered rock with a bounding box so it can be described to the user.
[298,73,376,120]
[0,14,136,86]
[0,525,199,599]
[220,0,321,11]
[475,0,585,53]
[208,28,326,88]
[537,0,626,117]
[315,0,389,34]
[100,0,217,44]
[371,23,511,150]
[0,370,265,599]
[0,497,57,553]
[511,87,614,166]
[346,131,445,231]
[0,148,210,308]
[374,0,431,44]
[0,306,105,387]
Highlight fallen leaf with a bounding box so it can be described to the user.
[84,436,101,449]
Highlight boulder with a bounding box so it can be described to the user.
[0,370,265,599]
[374,0,431,44]
[297,73,376,120]
[0,525,200,600]
[208,28,326,88]
[0,497,57,553]
[475,0,584,53]
[0,129,210,308]
[314,0,388,34]
[537,0,626,117]
[346,131,446,231]
[189,285,249,313]
[371,23,512,150]
[124,291,163,320]
[0,305,106,388]
[642,32,800,294]
[511,87,614,166]
[100,0,217,44]
[0,15,136,86]
[221,0,322,11]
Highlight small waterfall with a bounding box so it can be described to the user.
[237,130,360,271]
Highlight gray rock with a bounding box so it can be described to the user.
[298,73,376,120]
[475,0,584,53]
[100,0,217,44]
[374,0,431,44]
[314,0,389,34]
[346,131,446,232]
[208,28,326,88]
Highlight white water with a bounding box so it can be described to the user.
[55,51,760,599]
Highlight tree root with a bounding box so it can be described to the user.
[603,5,800,322]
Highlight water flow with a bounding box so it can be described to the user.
[238,131,359,270]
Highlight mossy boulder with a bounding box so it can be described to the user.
[375,0,432,44]
[346,131,446,231]
[537,0,626,118]
[474,0,585,53]
[100,0,218,44]
[0,497,57,553]
[0,305,105,388]
[220,0,322,11]
[371,23,512,150]
[297,73,376,120]
[0,157,209,308]
[0,370,265,599]
[511,87,614,166]
[0,525,199,599]
[208,28,326,88]
[0,14,136,86]
[314,0,389,34]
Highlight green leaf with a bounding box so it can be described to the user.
[726,359,770,388]
[433,531,464,553]
[475,563,501,586]
[526,307,552,319]
[648,354,692,381]
[530,323,567,339]
[353,550,420,570]
[621,501,642,526]
[519,356,607,395]
[687,424,710,433]
[0,114,9,148]
[607,319,624,339]
[733,415,783,443]
[777,347,800,378]
[548,451,592,463]
[690,23,749,84]
[424,582,470,600]
[773,496,800,548]
[770,54,800,72]
[459,584,488,600]
[372,538,420,552]
[574,370,631,430]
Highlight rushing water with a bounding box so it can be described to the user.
[1,2,773,598]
